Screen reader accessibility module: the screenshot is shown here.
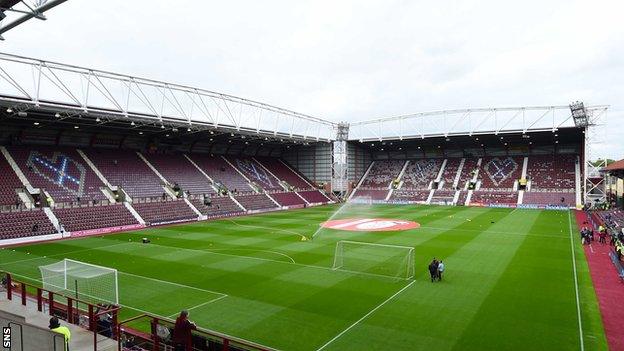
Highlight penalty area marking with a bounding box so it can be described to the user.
[315,280,415,351]
[567,210,584,351]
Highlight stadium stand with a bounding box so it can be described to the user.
[526,154,576,191]
[391,189,430,202]
[190,196,244,217]
[230,157,283,191]
[522,154,578,207]
[470,191,518,205]
[54,203,137,232]
[270,191,307,206]
[132,199,198,224]
[256,157,313,190]
[456,191,469,205]
[143,152,216,195]
[297,190,330,204]
[0,153,22,207]
[401,159,441,190]
[0,209,55,239]
[440,158,462,189]
[235,193,279,211]
[352,189,389,200]
[430,190,456,204]
[457,158,479,190]
[189,154,252,193]
[360,160,404,188]
[84,149,164,198]
[478,156,523,190]
[523,191,576,207]
[8,146,107,203]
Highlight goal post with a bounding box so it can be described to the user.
[332,240,415,280]
[39,259,119,305]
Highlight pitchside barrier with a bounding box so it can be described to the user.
[118,314,277,351]
[2,271,277,351]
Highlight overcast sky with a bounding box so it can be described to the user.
[2,0,623,158]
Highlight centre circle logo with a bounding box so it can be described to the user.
[320,218,420,232]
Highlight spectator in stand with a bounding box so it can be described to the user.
[172,310,196,351]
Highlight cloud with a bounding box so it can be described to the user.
[2,0,623,158]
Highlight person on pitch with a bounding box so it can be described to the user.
[428,258,439,282]
[437,260,445,281]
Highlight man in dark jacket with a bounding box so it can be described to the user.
[172,310,196,351]
[428,258,439,282]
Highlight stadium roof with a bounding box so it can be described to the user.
[604,159,624,172]
[0,52,609,142]
[0,0,68,40]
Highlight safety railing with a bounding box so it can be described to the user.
[118,314,278,351]
[2,271,120,351]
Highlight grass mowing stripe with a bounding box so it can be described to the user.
[119,271,227,297]
[166,295,229,318]
[0,242,130,266]
[0,205,606,351]
[568,210,584,351]
[315,280,415,351]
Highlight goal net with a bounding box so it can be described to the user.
[39,259,119,305]
[332,240,415,280]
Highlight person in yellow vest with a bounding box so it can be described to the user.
[49,317,71,351]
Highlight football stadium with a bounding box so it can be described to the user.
[0,1,623,351]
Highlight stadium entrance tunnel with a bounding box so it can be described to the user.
[321,218,420,232]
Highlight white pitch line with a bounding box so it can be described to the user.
[0,242,130,267]
[167,295,229,318]
[315,280,415,351]
[567,210,584,351]
[119,271,226,297]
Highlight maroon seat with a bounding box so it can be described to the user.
[402,159,442,190]
[144,152,216,196]
[84,149,163,198]
[0,154,22,206]
[191,196,243,216]
[132,199,197,224]
[470,191,518,205]
[390,189,429,202]
[256,157,313,190]
[8,146,107,204]
[235,194,279,211]
[360,160,404,189]
[440,158,463,189]
[297,190,329,204]
[54,203,138,232]
[188,154,252,193]
[228,157,283,191]
[270,192,306,206]
[0,209,56,239]
[478,156,523,191]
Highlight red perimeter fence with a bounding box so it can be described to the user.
[1,272,275,351]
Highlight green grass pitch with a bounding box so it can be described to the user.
[0,204,608,350]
